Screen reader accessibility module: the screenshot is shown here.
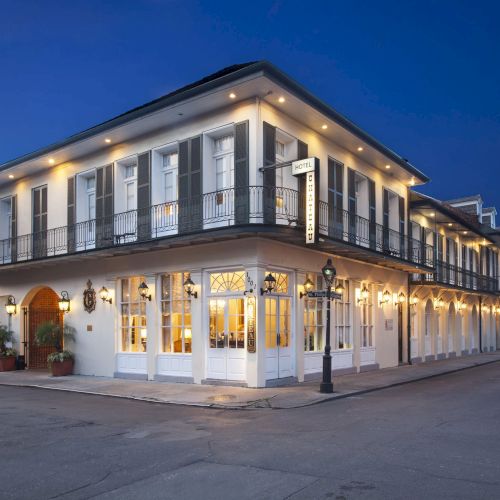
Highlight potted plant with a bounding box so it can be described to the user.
[0,325,17,372]
[35,321,76,376]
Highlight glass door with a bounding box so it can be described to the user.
[207,298,245,380]
[265,297,292,380]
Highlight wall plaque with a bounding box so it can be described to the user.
[83,280,96,314]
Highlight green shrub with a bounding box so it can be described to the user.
[0,324,14,356]
[35,322,76,353]
[47,350,74,364]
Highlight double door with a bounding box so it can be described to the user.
[207,298,245,380]
[265,297,293,380]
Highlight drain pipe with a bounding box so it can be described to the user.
[479,296,483,353]
[407,274,412,364]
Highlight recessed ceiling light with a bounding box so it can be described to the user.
[48,158,55,165]
[463,231,468,235]
[8,174,14,179]
[229,92,236,99]
[278,96,285,103]
[357,146,363,152]
[409,177,415,186]
[321,124,328,130]
[105,138,111,143]
[448,223,452,227]
[430,212,435,217]
[385,164,391,169]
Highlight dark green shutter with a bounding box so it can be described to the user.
[10,195,16,262]
[178,136,202,234]
[33,186,47,258]
[137,151,151,241]
[368,179,376,249]
[382,188,389,251]
[398,195,405,257]
[67,176,76,252]
[420,226,427,266]
[328,158,344,239]
[234,121,249,225]
[96,164,113,248]
[347,168,356,243]
[297,140,308,225]
[263,122,276,224]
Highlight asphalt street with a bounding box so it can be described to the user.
[1,363,500,499]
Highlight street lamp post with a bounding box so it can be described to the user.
[320,258,336,394]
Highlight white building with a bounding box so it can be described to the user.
[0,62,498,387]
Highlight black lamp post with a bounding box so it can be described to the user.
[320,258,336,394]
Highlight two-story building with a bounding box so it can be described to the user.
[0,61,496,387]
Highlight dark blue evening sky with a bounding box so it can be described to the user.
[1,0,499,209]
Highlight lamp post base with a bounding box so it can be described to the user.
[319,381,333,394]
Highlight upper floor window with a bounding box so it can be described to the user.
[162,152,178,203]
[123,164,137,211]
[275,140,285,159]
[213,135,234,193]
[86,177,96,221]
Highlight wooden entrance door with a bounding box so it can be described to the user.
[26,288,63,368]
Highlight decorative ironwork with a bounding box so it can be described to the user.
[83,280,96,313]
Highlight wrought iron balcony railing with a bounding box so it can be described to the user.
[0,186,433,270]
[411,260,499,293]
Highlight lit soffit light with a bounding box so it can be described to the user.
[448,223,453,227]
[278,96,285,103]
[229,92,236,99]
[357,146,363,152]
[385,164,391,169]
[8,174,14,179]
[105,138,111,143]
[463,231,468,235]
[409,177,415,186]
[430,212,435,217]
[48,158,55,165]
[321,124,328,130]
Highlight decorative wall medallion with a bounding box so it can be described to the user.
[83,280,96,314]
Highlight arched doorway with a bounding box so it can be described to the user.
[448,303,456,355]
[22,286,63,369]
[424,299,433,358]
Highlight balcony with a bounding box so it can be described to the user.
[411,260,499,294]
[0,186,433,272]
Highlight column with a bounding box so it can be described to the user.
[189,270,203,384]
[246,265,263,388]
[144,274,158,381]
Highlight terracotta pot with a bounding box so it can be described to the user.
[0,356,16,372]
[50,359,74,377]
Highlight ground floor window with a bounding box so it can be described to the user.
[360,284,373,348]
[120,276,146,352]
[161,272,192,353]
[334,279,352,349]
[304,273,324,352]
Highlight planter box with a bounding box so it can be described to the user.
[0,356,16,372]
[50,359,74,377]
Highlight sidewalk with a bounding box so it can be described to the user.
[1,352,499,409]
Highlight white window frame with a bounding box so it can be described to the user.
[120,276,147,353]
[303,273,324,352]
[334,279,352,350]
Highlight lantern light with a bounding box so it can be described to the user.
[379,289,391,306]
[183,275,198,298]
[321,259,337,289]
[58,291,71,313]
[261,273,277,295]
[99,286,112,304]
[5,295,16,316]
[300,277,315,299]
[138,282,152,301]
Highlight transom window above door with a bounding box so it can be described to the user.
[210,271,246,293]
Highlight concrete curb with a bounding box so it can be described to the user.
[1,357,499,410]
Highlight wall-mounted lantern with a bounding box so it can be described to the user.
[300,277,314,299]
[99,286,113,304]
[183,275,198,299]
[379,289,391,307]
[434,297,444,310]
[458,301,466,313]
[260,273,276,295]
[138,282,152,301]
[5,295,16,316]
[397,292,406,305]
[335,281,345,297]
[58,291,71,313]
[410,296,419,307]
[358,285,370,305]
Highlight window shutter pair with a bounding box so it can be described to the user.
[327,158,343,239]
[262,122,276,224]
[234,121,250,225]
[96,164,114,248]
[137,151,151,241]
[10,195,17,262]
[178,136,202,234]
[33,186,47,258]
[347,168,356,243]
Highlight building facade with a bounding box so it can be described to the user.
[0,62,498,387]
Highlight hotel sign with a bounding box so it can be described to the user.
[292,157,319,245]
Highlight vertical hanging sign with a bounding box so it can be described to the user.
[246,294,256,353]
[292,157,319,245]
